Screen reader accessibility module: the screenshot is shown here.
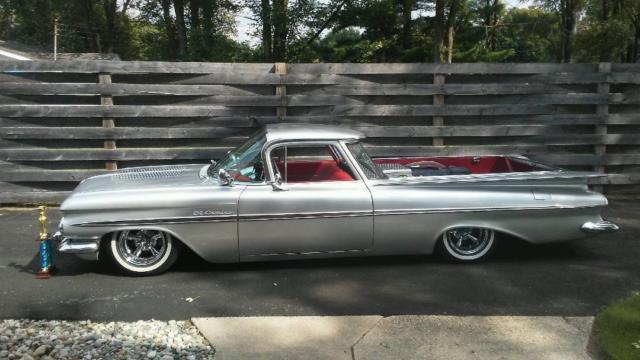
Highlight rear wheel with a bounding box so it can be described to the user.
[440,227,495,262]
[104,230,179,276]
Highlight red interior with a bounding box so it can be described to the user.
[272,156,539,182]
[373,156,536,174]
[276,160,355,182]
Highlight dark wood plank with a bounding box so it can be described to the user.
[0,148,232,161]
[0,83,263,96]
[0,127,251,139]
[0,105,253,117]
[295,83,572,96]
[0,169,106,181]
[0,60,274,74]
[287,63,598,74]
[0,191,71,204]
[334,104,556,116]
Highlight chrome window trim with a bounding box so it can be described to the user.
[338,139,375,185]
[263,139,363,183]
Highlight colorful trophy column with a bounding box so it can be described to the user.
[36,205,54,279]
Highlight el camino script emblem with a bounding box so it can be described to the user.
[193,210,234,216]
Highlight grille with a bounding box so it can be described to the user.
[112,165,193,181]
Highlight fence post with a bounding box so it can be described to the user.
[432,73,445,146]
[594,62,611,193]
[98,73,117,170]
[275,62,287,120]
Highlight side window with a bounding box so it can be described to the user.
[270,144,356,183]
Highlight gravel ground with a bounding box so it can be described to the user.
[0,319,215,360]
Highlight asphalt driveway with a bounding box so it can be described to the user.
[0,201,638,321]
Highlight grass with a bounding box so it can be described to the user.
[594,292,640,360]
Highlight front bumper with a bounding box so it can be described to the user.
[52,231,101,260]
[581,220,620,233]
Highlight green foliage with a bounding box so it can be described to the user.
[500,7,560,62]
[0,0,638,63]
[594,292,640,360]
[574,18,633,62]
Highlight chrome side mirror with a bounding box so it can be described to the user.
[218,168,234,186]
[270,173,288,191]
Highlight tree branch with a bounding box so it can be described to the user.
[305,0,348,46]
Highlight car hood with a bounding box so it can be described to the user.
[60,164,229,211]
[71,164,209,193]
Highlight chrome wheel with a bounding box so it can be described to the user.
[116,230,168,267]
[442,227,495,261]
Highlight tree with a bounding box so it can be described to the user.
[271,0,287,60]
[501,7,559,61]
[622,0,640,61]
[433,0,445,62]
[261,0,273,60]
[534,0,584,62]
[445,0,463,63]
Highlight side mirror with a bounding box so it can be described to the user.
[270,172,288,191]
[218,168,234,186]
[206,160,217,178]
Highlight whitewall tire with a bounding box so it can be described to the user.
[440,227,495,262]
[104,230,179,276]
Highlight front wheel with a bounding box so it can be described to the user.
[103,230,179,276]
[440,227,495,262]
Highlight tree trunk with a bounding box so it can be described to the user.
[81,0,98,52]
[103,0,117,53]
[160,0,176,59]
[272,0,288,61]
[634,24,640,62]
[202,0,215,36]
[174,0,188,58]
[559,0,574,63]
[445,0,458,63]
[190,0,203,57]
[261,0,272,61]
[602,0,609,20]
[489,0,498,50]
[401,0,415,49]
[190,0,200,29]
[433,0,444,63]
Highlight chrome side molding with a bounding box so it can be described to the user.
[581,220,620,233]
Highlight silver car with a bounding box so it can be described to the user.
[54,124,618,275]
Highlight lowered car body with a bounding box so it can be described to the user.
[54,124,618,275]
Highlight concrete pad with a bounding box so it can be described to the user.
[192,315,383,360]
[353,316,594,360]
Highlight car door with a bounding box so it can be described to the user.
[238,141,374,257]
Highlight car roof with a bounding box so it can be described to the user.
[264,123,365,142]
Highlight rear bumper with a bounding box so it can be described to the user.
[581,220,620,234]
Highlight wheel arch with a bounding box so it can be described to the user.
[431,222,527,253]
[98,226,197,260]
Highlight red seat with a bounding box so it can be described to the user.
[276,160,354,182]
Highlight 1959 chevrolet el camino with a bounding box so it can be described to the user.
[54,124,619,275]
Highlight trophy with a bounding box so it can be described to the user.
[36,205,54,279]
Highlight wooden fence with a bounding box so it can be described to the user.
[0,61,639,204]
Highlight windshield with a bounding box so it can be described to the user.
[346,142,386,179]
[210,131,266,183]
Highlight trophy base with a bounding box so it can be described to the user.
[36,266,55,279]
